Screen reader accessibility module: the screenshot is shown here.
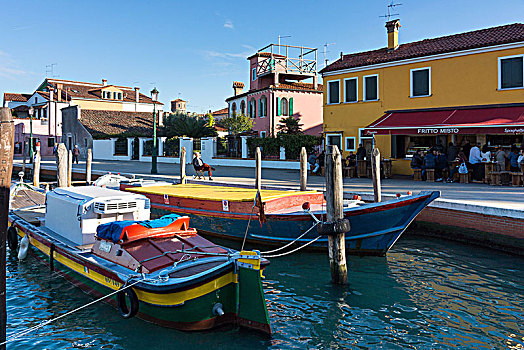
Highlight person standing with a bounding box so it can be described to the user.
[356,144,366,161]
[469,143,482,181]
[447,142,458,166]
[494,147,506,171]
[72,145,80,164]
[508,147,520,172]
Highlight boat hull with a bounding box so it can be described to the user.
[148,191,440,256]
[7,218,271,334]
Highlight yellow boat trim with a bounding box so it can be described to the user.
[12,225,237,306]
[129,183,318,202]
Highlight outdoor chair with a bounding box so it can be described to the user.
[426,169,435,182]
[511,172,523,187]
[413,169,422,181]
[193,166,205,180]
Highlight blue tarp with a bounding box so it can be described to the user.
[96,214,181,243]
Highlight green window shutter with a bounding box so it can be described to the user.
[289,97,293,116]
[276,97,280,116]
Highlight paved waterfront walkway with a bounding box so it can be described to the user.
[15,158,524,209]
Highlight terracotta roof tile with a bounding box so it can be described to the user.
[211,107,228,115]
[275,82,323,92]
[3,93,31,102]
[79,110,155,138]
[320,23,524,74]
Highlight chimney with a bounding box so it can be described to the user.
[134,87,140,103]
[49,87,54,103]
[56,83,63,102]
[232,81,244,96]
[102,79,107,86]
[385,19,401,50]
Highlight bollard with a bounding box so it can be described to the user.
[0,107,15,348]
[33,149,41,188]
[86,148,92,185]
[323,145,348,285]
[300,147,307,191]
[255,147,261,191]
[57,143,68,187]
[68,150,73,187]
[180,147,186,184]
[371,148,381,203]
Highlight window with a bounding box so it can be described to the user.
[47,137,55,147]
[252,68,257,81]
[411,67,431,97]
[231,102,236,116]
[259,96,267,117]
[344,78,358,103]
[117,92,122,99]
[281,98,288,116]
[249,98,256,118]
[260,131,267,138]
[345,137,356,151]
[327,80,340,104]
[240,100,246,115]
[364,75,378,101]
[499,55,524,89]
[326,134,342,151]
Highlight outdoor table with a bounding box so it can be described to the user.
[484,162,496,184]
[357,160,367,178]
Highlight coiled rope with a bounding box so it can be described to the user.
[1,277,143,346]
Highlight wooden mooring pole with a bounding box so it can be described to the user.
[323,145,348,284]
[255,147,261,191]
[300,147,307,191]
[57,143,68,187]
[33,149,40,188]
[180,147,186,184]
[0,107,15,349]
[67,150,73,187]
[371,148,381,203]
[86,148,92,185]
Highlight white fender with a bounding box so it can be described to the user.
[18,235,29,260]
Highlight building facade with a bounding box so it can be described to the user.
[226,44,323,137]
[320,21,524,175]
[3,78,163,156]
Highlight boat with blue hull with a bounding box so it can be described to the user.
[121,183,440,256]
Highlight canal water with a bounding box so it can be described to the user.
[5,235,523,349]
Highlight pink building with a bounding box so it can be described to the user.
[226,44,323,137]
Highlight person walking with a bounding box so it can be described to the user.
[72,145,80,164]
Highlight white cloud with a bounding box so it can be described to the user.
[0,50,33,79]
[224,20,234,29]
[203,45,255,60]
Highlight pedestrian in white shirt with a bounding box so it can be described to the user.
[469,143,483,181]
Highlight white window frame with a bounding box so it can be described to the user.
[363,74,379,101]
[498,54,524,90]
[327,80,341,105]
[326,133,343,151]
[345,137,356,152]
[252,68,257,81]
[260,131,267,138]
[343,77,358,103]
[260,96,267,118]
[410,67,431,97]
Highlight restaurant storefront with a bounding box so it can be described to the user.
[363,104,524,175]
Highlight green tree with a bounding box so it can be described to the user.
[277,116,303,134]
[221,113,254,134]
[163,112,217,138]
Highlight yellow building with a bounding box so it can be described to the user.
[320,21,524,175]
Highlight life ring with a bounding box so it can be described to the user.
[116,285,139,319]
[7,226,18,251]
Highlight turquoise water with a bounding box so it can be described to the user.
[5,235,524,349]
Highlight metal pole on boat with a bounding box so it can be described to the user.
[255,147,262,191]
[180,146,186,184]
[33,149,40,188]
[86,148,92,185]
[324,145,348,285]
[0,107,15,349]
[371,148,382,203]
[300,147,307,191]
[68,150,73,187]
[22,143,26,178]
[56,143,68,188]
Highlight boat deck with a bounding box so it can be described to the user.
[127,183,319,202]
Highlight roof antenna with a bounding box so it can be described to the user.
[45,63,59,78]
[323,42,335,67]
[379,1,402,21]
[277,35,291,54]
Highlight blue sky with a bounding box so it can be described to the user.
[1,0,523,113]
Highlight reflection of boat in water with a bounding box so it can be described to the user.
[121,182,440,256]
[8,185,271,334]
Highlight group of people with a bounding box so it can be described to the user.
[411,141,524,182]
[308,143,367,175]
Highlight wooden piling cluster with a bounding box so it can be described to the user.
[0,107,15,348]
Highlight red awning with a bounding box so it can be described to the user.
[363,105,524,136]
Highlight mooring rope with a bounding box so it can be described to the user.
[241,190,260,251]
[1,278,143,346]
[261,236,321,258]
[259,221,319,255]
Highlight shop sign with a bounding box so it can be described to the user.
[504,128,524,134]
[417,128,460,134]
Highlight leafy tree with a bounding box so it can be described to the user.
[221,113,253,135]
[277,116,303,134]
[163,112,217,138]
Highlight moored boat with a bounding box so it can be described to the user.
[8,186,271,334]
[121,182,440,256]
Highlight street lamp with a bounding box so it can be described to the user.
[150,87,159,174]
[28,106,34,163]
